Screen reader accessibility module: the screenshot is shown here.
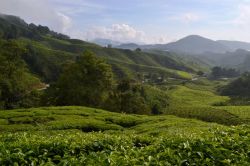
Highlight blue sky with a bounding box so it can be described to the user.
[1,0,250,43]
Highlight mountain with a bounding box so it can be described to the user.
[91,38,122,47]
[158,35,230,54]
[217,40,250,51]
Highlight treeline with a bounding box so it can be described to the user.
[0,15,69,40]
[211,66,240,79]
[220,72,250,97]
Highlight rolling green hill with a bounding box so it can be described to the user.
[0,14,202,82]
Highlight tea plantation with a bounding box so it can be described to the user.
[1,106,250,165]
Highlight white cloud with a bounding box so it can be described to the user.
[0,0,72,33]
[169,13,200,23]
[56,12,72,33]
[233,4,250,27]
[79,24,169,44]
[85,24,145,43]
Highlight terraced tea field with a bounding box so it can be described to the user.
[0,106,250,165]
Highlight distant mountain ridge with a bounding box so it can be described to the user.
[115,35,232,54]
[112,35,250,72]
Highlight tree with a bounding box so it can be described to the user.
[151,104,161,115]
[197,71,204,76]
[211,66,240,79]
[135,48,141,52]
[45,51,113,107]
[220,72,250,97]
[104,79,150,114]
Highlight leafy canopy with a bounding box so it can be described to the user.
[45,51,113,107]
[0,40,40,109]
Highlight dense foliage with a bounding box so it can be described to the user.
[1,127,250,165]
[220,72,250,97]
[0,40,40,109]
[43,51,113,107]
[105,79,151,114]
[1,107,250,165]
[211,66,240,79]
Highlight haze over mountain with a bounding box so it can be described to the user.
[200,49,250,70]
[217,40,250,51]
[115,43,141,50]
[91,38,122,47]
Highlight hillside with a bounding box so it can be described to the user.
[199,49,250,71]
[0,14,200,82]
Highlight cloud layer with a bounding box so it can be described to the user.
[169,13,200,24]
[86,24,144,42]
[82,24,169,44]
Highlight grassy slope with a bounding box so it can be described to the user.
[159,78,250,126]
[146,49,211,72]
[15,35,196,82]
[217,106,250,124]
[167,85,228,107]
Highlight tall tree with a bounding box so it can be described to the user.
[104,79,150,114]
[45,51,113,107]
